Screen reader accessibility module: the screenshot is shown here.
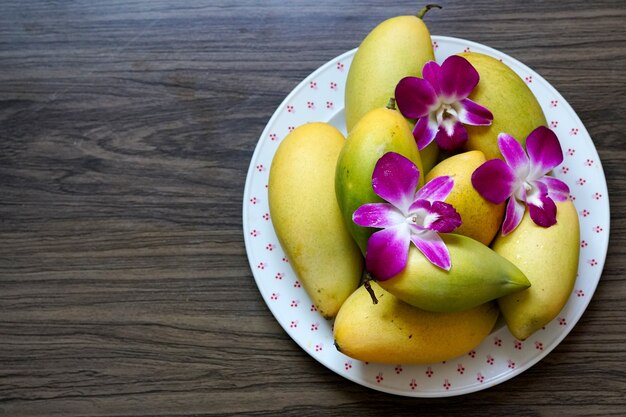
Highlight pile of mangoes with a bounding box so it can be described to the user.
[268,7,579,364]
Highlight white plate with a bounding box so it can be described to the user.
[242,36,610,397]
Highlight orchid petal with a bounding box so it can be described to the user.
[434,118,468,151]
[527,193,558,228]
[454,98,493,126]
[371,152,420,214]
[471,159,517,204]
[526,126,564,178]
[439,55,480,103]
[498,133,529,178]
[395,76,438,119]
[411,231,451,271]
[424,201,462,233]
[414,113,439,150]
[502,197,526,236]
[353,203,405,228]
[422,61,441,95]
[365,225,411,280]
[415,175,454,203]
[539,176,570,202]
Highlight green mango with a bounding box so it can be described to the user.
[345,9,436,132]
[379,234,531,313]
[335,105,423,255]
[459,52,548,160]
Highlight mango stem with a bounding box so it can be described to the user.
[386,97,397,110]
[364,279,378,305]
[417,4,442,19]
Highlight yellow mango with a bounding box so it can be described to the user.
[493,200,580,340]
[268,123,363,318]
[426,150,505,245]
[458,52,547,160]
[345,10,435,132]
[334,282,499,364]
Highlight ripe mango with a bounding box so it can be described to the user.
[493,200,580,340]
[458,52,547,160]
[334,281,499,364]
[335,106,423,255]
[426,150,505,245]
[268,123,363,318]
[345,12,435,132]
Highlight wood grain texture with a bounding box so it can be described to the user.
[0,0,624,416]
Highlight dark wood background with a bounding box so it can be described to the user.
[1,1,624,415]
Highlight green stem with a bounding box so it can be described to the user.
[386,97,397,110]
[417,4,442,19]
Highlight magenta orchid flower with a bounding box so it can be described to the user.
[394,55,493,151]
[471,126,570,236]
[353,152,462,280]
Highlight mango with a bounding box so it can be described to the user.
[334,282,499,364]
[345,11,435,132]
[335,106,423,255]
[458,52,547,160]
[379,234,530,313]
[268,123,363,318]
[493,200,580,340]
[426,150,505,245]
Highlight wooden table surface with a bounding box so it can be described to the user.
[1,1,624,415]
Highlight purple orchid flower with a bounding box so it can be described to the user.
[471,126,570,236]
[394,55,493,151]
[352,152,462,280]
